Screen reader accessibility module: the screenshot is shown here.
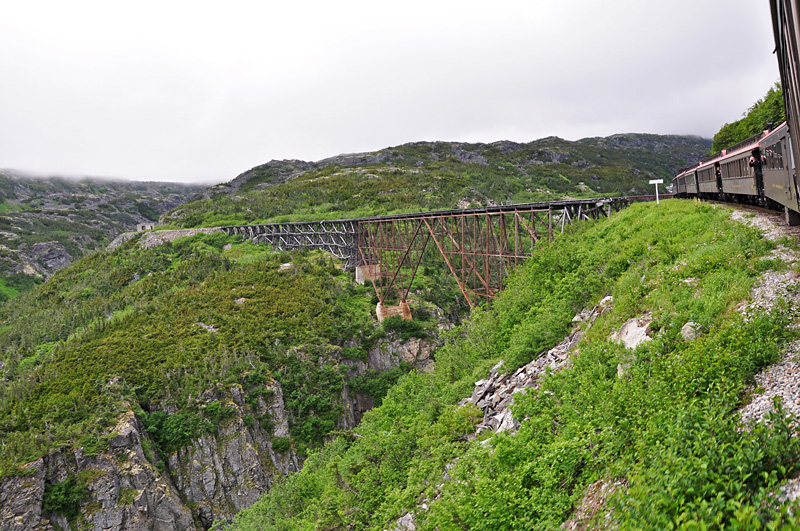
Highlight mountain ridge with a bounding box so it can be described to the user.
[165,133,711,228]
[224,133,711,194]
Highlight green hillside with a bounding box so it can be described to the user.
[229,200,800,530]
[2,197,798,529]
[0,233,380,474]
[164,134,710,228]
[0,170,202,299]
[5,131,797,529]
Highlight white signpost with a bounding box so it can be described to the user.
[649,179,664,204]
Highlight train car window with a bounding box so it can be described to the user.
[765,141,784,169]
[721,158,751,178]
[740,157,750,176]
[722,161,733,178]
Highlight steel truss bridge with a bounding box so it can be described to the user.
[221,197,651,309]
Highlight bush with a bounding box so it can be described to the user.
[141,410,211,454]
[204,401,237,425]
[43,476,89,521]
[349,362,413,407]
[382,315,427,340]
[272,436,291,453]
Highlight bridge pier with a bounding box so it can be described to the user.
[376,300,412,323]
[355,264,381,285]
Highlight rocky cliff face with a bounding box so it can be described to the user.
[18,241,73,278]
[167,382,301,528]
[0,334,439,530]
[0,411,194,531]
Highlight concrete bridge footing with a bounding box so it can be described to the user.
[376,301,412,323]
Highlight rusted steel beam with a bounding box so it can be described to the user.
[220,197,633,307]
[438,215,495,300]
[423,218,475,308]
[516,212,540,243]
[381,220,424,302]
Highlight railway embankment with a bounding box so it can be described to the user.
[730,207,800,503]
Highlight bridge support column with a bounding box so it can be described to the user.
[376,301,412,323]
[355,264,381,285]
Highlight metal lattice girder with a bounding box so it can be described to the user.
[220,197,633,307]
[357,217,431,305]
[355,198,629,308]
[222,220,360,268]
[358,206,556,308]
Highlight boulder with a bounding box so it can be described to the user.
[681,321,701,341]
[611,314,652,349]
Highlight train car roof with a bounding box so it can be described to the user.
[708,134,768,168]
[673,123,784,179]
[760,121,789,144]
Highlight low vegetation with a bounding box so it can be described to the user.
[227,199,800,530]
[1,231,447,475]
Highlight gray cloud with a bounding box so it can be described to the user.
[0,0,780,183]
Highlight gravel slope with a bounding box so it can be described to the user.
[730,207,800,502]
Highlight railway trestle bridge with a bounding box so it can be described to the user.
[221,197,651,318]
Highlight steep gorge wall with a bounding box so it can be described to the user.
[0,334,437,530]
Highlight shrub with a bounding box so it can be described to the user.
[141,410,211,454]
[204,401,237,425]
[349,362,413,407]
[382,315,427,340]
[43,476,89,521]
[272,437,291,453]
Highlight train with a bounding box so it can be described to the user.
[672,122,800,224]
[672,0,800,226]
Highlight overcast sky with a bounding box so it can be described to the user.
[0,0,780,184]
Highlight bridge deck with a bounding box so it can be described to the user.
[223,196,639,229]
